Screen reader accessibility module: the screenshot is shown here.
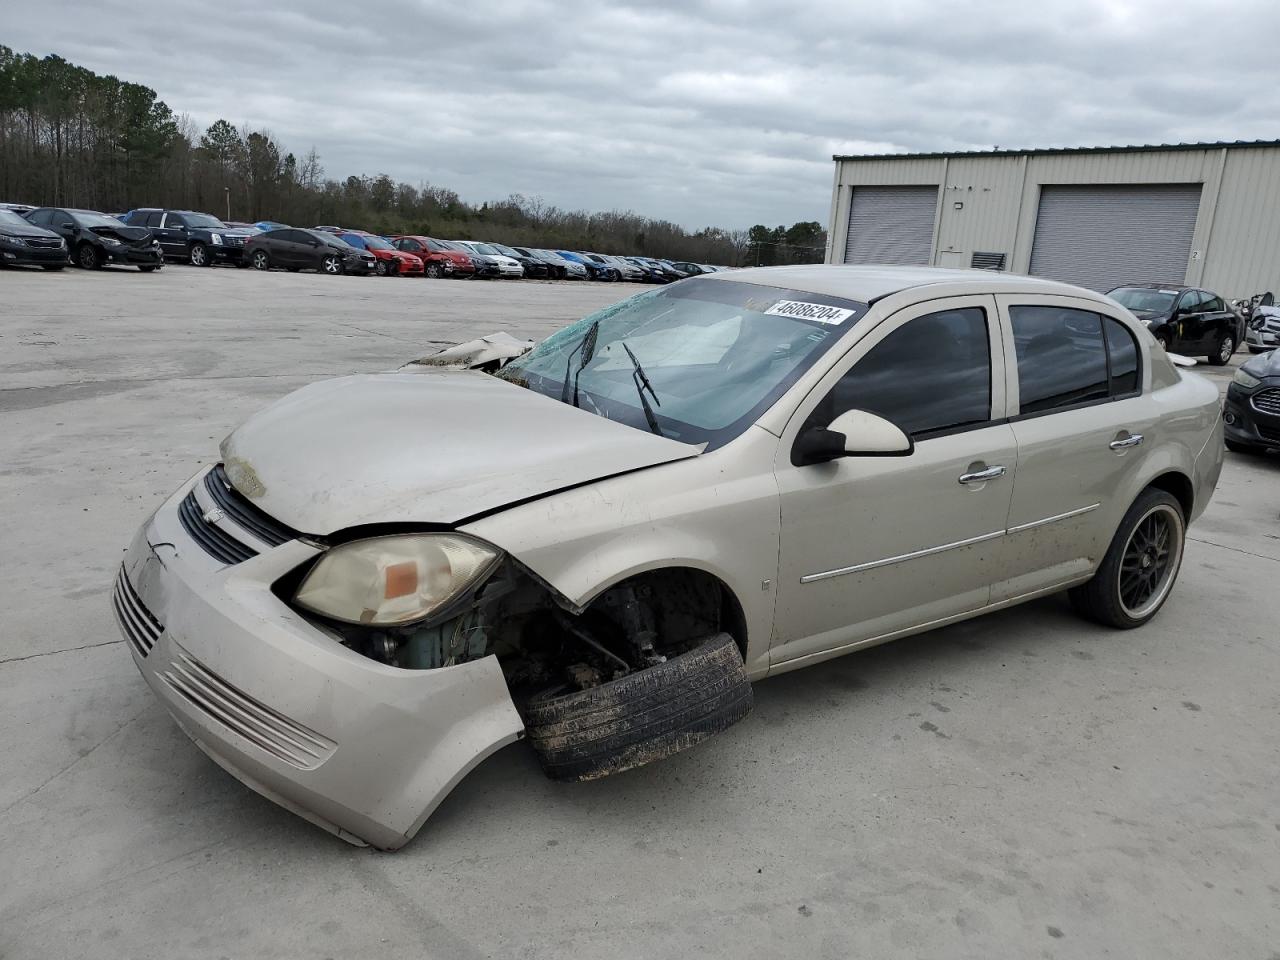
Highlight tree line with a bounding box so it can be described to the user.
[0,45,825,265]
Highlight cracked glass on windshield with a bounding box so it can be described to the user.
[497,276,867,449]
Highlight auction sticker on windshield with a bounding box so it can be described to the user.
[764,300,856,325]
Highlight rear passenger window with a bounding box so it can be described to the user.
[144,211,163,227]
[1103,316,1139,396]
[810,307,992,438]
[1011,306,1134,414]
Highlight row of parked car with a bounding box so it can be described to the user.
[0,202,729,283]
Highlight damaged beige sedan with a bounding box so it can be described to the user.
[114,265,1224,849]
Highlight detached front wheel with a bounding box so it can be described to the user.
[1069,488,1185,628]
[523,632,753,782]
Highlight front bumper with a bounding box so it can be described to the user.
[0,240,69,265]
[113,469,524,849]
[1223,382,1280,450]
[104,244,164,265]
[208,241,247,263]
[1245,328,1279,351]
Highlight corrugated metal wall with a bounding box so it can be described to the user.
[827,145,1280,298]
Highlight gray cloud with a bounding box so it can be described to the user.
[8,0,1280,228]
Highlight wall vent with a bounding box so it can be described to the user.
[971,251,1007,271]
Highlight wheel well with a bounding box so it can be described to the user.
[1147,471,1193,520]
[585,567,749,659]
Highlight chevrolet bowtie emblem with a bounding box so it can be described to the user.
[202,508,226,524]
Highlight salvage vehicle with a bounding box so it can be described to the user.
[1223,348,1280,452]
[245,227,376,275]
[118,208,255,267]
[391,235,473,278]
[487,242,551,279]
[1245,306,1280,354]
[113,265,1223,850]
[455,240,524,278]
[0,208,69,269]
[1106,284,1240,365]
[336,231,424,277]
[555,250,612,280]
[25,207,163,271]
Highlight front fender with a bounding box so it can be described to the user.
[460,432,782,680]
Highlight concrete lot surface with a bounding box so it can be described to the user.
[1,265,1278,959]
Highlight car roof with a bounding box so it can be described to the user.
[1109,281,1190,291]
[703,264,1102,304]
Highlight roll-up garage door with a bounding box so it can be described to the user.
[843,186,938,265]
[1028,184,1202,291]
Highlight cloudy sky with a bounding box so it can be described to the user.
[8,0,1280,228]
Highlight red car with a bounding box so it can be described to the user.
[391,235,476,278]
[337,231,424,276]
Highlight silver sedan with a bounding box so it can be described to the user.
[113,265,1223,848]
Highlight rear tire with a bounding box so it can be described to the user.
[1068,488,1185,629]
[1208,334,1234,365]
[189,242,209,267]
[523,633,752,782]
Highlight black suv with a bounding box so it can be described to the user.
[119,209,254,267]
[25,207,163,271]
[1106,283,1243,365]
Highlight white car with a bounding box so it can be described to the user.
[114,265,1222,849]
[456,240,524,278]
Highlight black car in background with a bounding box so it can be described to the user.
[0,208,69,269]
[118,208,254,267]
[1223,348,1280,453]
[25,207,163,271]
[486,242,550,279]
[1107,283,1241,365]
[245,228,376,275]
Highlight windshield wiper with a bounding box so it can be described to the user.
[560,320,600,408]
[621,342,664,436]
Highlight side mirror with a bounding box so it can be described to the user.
[793,409,914,466]
[58,221,74,230]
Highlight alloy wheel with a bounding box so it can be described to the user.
[252,251,270,270]
[78,244,99,269]
[190,243,207,266]
[1219,336,1235,363]
[1116,504,1183,619]
[323,255,341,275]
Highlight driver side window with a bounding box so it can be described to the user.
[806,307,992,439]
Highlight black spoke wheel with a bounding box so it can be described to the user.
[1070,489,1185,628]
[77,243,101,269]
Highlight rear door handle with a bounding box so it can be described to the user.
[958,465,1006,484]
[1109,434,1144,450]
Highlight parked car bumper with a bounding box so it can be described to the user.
[1245,328,1280,351]
[113,470,524,850]
[1224,381,1280,449]
[0,240,68,265]
[497,264,525,278]
[105,243,164,266]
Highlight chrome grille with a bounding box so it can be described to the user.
[112,566,162,658]
[203,464,300,547]
[224,235,248,247]
[159,652,336,770]
[178,489,257,565]
[1250,388,1280,417]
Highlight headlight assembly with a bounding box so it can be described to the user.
[210,233,224,245]
[1233,369,1261,389]
[294,534,500,626]
[100,235,123,246]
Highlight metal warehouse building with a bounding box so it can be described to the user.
[824,140,1280,298]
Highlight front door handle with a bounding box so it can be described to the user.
[1109,434,1144,450]
[958,465,1006,484]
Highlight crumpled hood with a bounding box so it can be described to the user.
[219,370,700,533]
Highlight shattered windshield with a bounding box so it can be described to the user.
[497,277,867,449]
